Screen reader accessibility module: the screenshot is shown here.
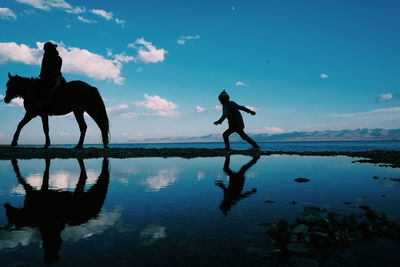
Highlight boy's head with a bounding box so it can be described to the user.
[218,90,230,104]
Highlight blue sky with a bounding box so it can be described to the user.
[0,0,399,144]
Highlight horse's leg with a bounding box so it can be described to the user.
[73,111,87,148]
[74,158,87,195]
[11,159,34,192]
[40,115,50,149]
[40,159,50,192]
[11,112,36,147]
[86,110,109,149]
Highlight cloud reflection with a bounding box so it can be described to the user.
[141,168,180,191]
[11,170,99,194]
[139,224,166,247]
[61,207,121,241]
[0,207,121,250]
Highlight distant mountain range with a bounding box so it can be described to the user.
[128,128,400,143]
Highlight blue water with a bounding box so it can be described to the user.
[18,140,400,152]
[0,155,399,266]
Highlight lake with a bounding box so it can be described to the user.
[17,140,400,152]
[0,155,399,266]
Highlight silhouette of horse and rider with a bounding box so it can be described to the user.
[4,42,109,148]
[2,157,110,264]
[3,41,261,151]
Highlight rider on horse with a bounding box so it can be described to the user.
[37,42,66,107]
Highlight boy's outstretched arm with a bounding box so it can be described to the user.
[214,106,228,125]
[238,105,256,115]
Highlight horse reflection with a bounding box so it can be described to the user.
[4,158,110,264]
[215,155,259,215]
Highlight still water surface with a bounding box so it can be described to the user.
[0,155,399,266]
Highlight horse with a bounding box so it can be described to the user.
[3,72,109,148]
[3,157,110,264]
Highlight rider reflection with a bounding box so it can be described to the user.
[215,155,260,215]
[3,158,110,264]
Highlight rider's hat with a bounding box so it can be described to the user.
[44,42,57,51]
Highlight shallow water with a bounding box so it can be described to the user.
[0,155,399,266]
[18,140,400,152]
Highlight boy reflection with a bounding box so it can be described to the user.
[215,155,259,215]
[4,157,110,264]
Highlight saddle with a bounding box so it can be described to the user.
[32,76,66,110]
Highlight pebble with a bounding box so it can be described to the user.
[292,224,308,234]
[295,177,310,183]
[287,256,319,267]
[286,243,310,255]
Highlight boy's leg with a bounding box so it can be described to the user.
[237,129,259,148]
[223,128,235,150]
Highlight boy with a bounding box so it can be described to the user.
[214,90,259,151]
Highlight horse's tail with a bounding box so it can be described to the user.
[86,86,110,147]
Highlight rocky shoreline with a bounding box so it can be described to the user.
[265,205,400,266]
[0,147,399,167]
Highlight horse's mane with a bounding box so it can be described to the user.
[13,75,38,82]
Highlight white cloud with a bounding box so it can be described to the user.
[0,7,17,20]
[0,94,24,108]
[377,93,393,103]
[213,105,222,111]
[11,97,24,107]
[134,94,179,117]
[106,104,129,116]
[115,18,125,27]
[120,112,141,119]
[77,15,95,23]
[113,52,135,63]
[177,35,200,45]
[16,1,122,25]
[65,6,85,14]
[329,107,400,121]
[193,105,222,114]
[90,9,113,20]
[0,42,128,84]
[16,0,72,11]
[245,106,257,111]
[59,44,126,84]
[255,126,285,134]
[235,81,246,86]
[0,42,42,65]
[320,73,329,79]
[195,105,205,113]
[128,38,167,63]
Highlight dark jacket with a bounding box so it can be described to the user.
[217,101,253,130]
[39,50,62,82]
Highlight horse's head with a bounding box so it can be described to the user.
[4,72,31,103]
[4,73,19,103]
[4,202,26,228]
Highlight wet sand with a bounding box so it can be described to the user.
[0,146,399,167]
